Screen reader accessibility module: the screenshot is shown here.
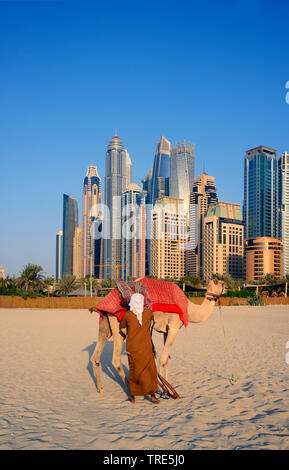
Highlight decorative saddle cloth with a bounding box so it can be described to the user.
[95,277,188,327]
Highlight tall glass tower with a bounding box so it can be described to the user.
[55,229,63,281]
[278,152,289,276]
[243,146,278,239]
[103,133,132,279]
[62,194,78,277]
[82,165,102,278]
[142,168,153,205]
[151,136,171,207]
[121,184,146,280]
[170,141,195,211]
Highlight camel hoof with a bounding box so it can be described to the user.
[97,387,105,393]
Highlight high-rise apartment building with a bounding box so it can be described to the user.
[55,229,63,281]
[73,227,83,279]
[150,197,188,280]
[62,194,78,277]
[203,202,244,281]
[103,133,132,279]
[82,165,101,278]
[245,237,283,281]
[121,184,146,280]
[151,136,171,207]
[186,172,218,278]
[170,141,195,211]
[243,146,278,239]
[278,152,289,276]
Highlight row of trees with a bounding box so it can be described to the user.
[0,264,115,298]
[1,264,289,299]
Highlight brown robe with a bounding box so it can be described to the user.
[120,308,158,397]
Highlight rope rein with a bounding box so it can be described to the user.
[206,291,238,385]
[217,297,238,385]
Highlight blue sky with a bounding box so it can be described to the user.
[0,0,289,277]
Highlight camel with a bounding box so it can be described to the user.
[89,278,225,393]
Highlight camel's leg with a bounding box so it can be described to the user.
[90,318,110,393]
[112,331,127,387]
[159,328,179,381]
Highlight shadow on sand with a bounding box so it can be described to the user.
[83,341,129,396]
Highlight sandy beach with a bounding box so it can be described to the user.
[0,305,289,450]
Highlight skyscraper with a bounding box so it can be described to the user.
[151,197,188,280]
[203,202,244,281]
[278,152,289,276]
[243,146,278,239]
[170,141,195,211]
[103,132,132,279]
[82,165,101,278]
[73,227,83,279]
[151,136,171,207]
[55,229,63,281]
[142,168,153,275]
[142,168,153,204]
[62,194,78,277]
[121,184,146,280]
[186,172,218,278]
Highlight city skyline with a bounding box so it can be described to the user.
[1,0,289,277]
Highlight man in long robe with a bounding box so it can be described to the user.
[120,293,159,404]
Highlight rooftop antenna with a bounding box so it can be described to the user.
[115,128,117,136]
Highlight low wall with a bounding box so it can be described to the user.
[0,295,103,309]
[0,295,288,309]
[189,297,249,306]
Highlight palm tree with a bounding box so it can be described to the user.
[180,275,203,287]
[79,275,100,295]
[263,273,279,285]
[42,276,55,296]
[101,278,115,289]
[54,275,78,296]
[16,264,44,293]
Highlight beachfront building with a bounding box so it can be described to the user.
[62,194,78,277]
[82,165,102,278]
[203,202,244,281]
[121,184,146,279]
[102,132,132,279]
[245,237,283,281]
[55,229,63,281]
[170,140,195,212]
[151,136,171,207]
[278,152,289,276]
[0,266,5,280]
[73,227,83,279]
[243,146,278,239]
[150,197,188,280]
[186,172,218,278]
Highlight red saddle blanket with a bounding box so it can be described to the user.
[95,277,189,327]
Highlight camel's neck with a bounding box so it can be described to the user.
[187,297,216,323]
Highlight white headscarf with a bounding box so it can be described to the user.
[129,293,145,326]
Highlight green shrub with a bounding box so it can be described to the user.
[248,294,265,306]
[223,289,254,298]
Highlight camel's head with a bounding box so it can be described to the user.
[207,278,226,297]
